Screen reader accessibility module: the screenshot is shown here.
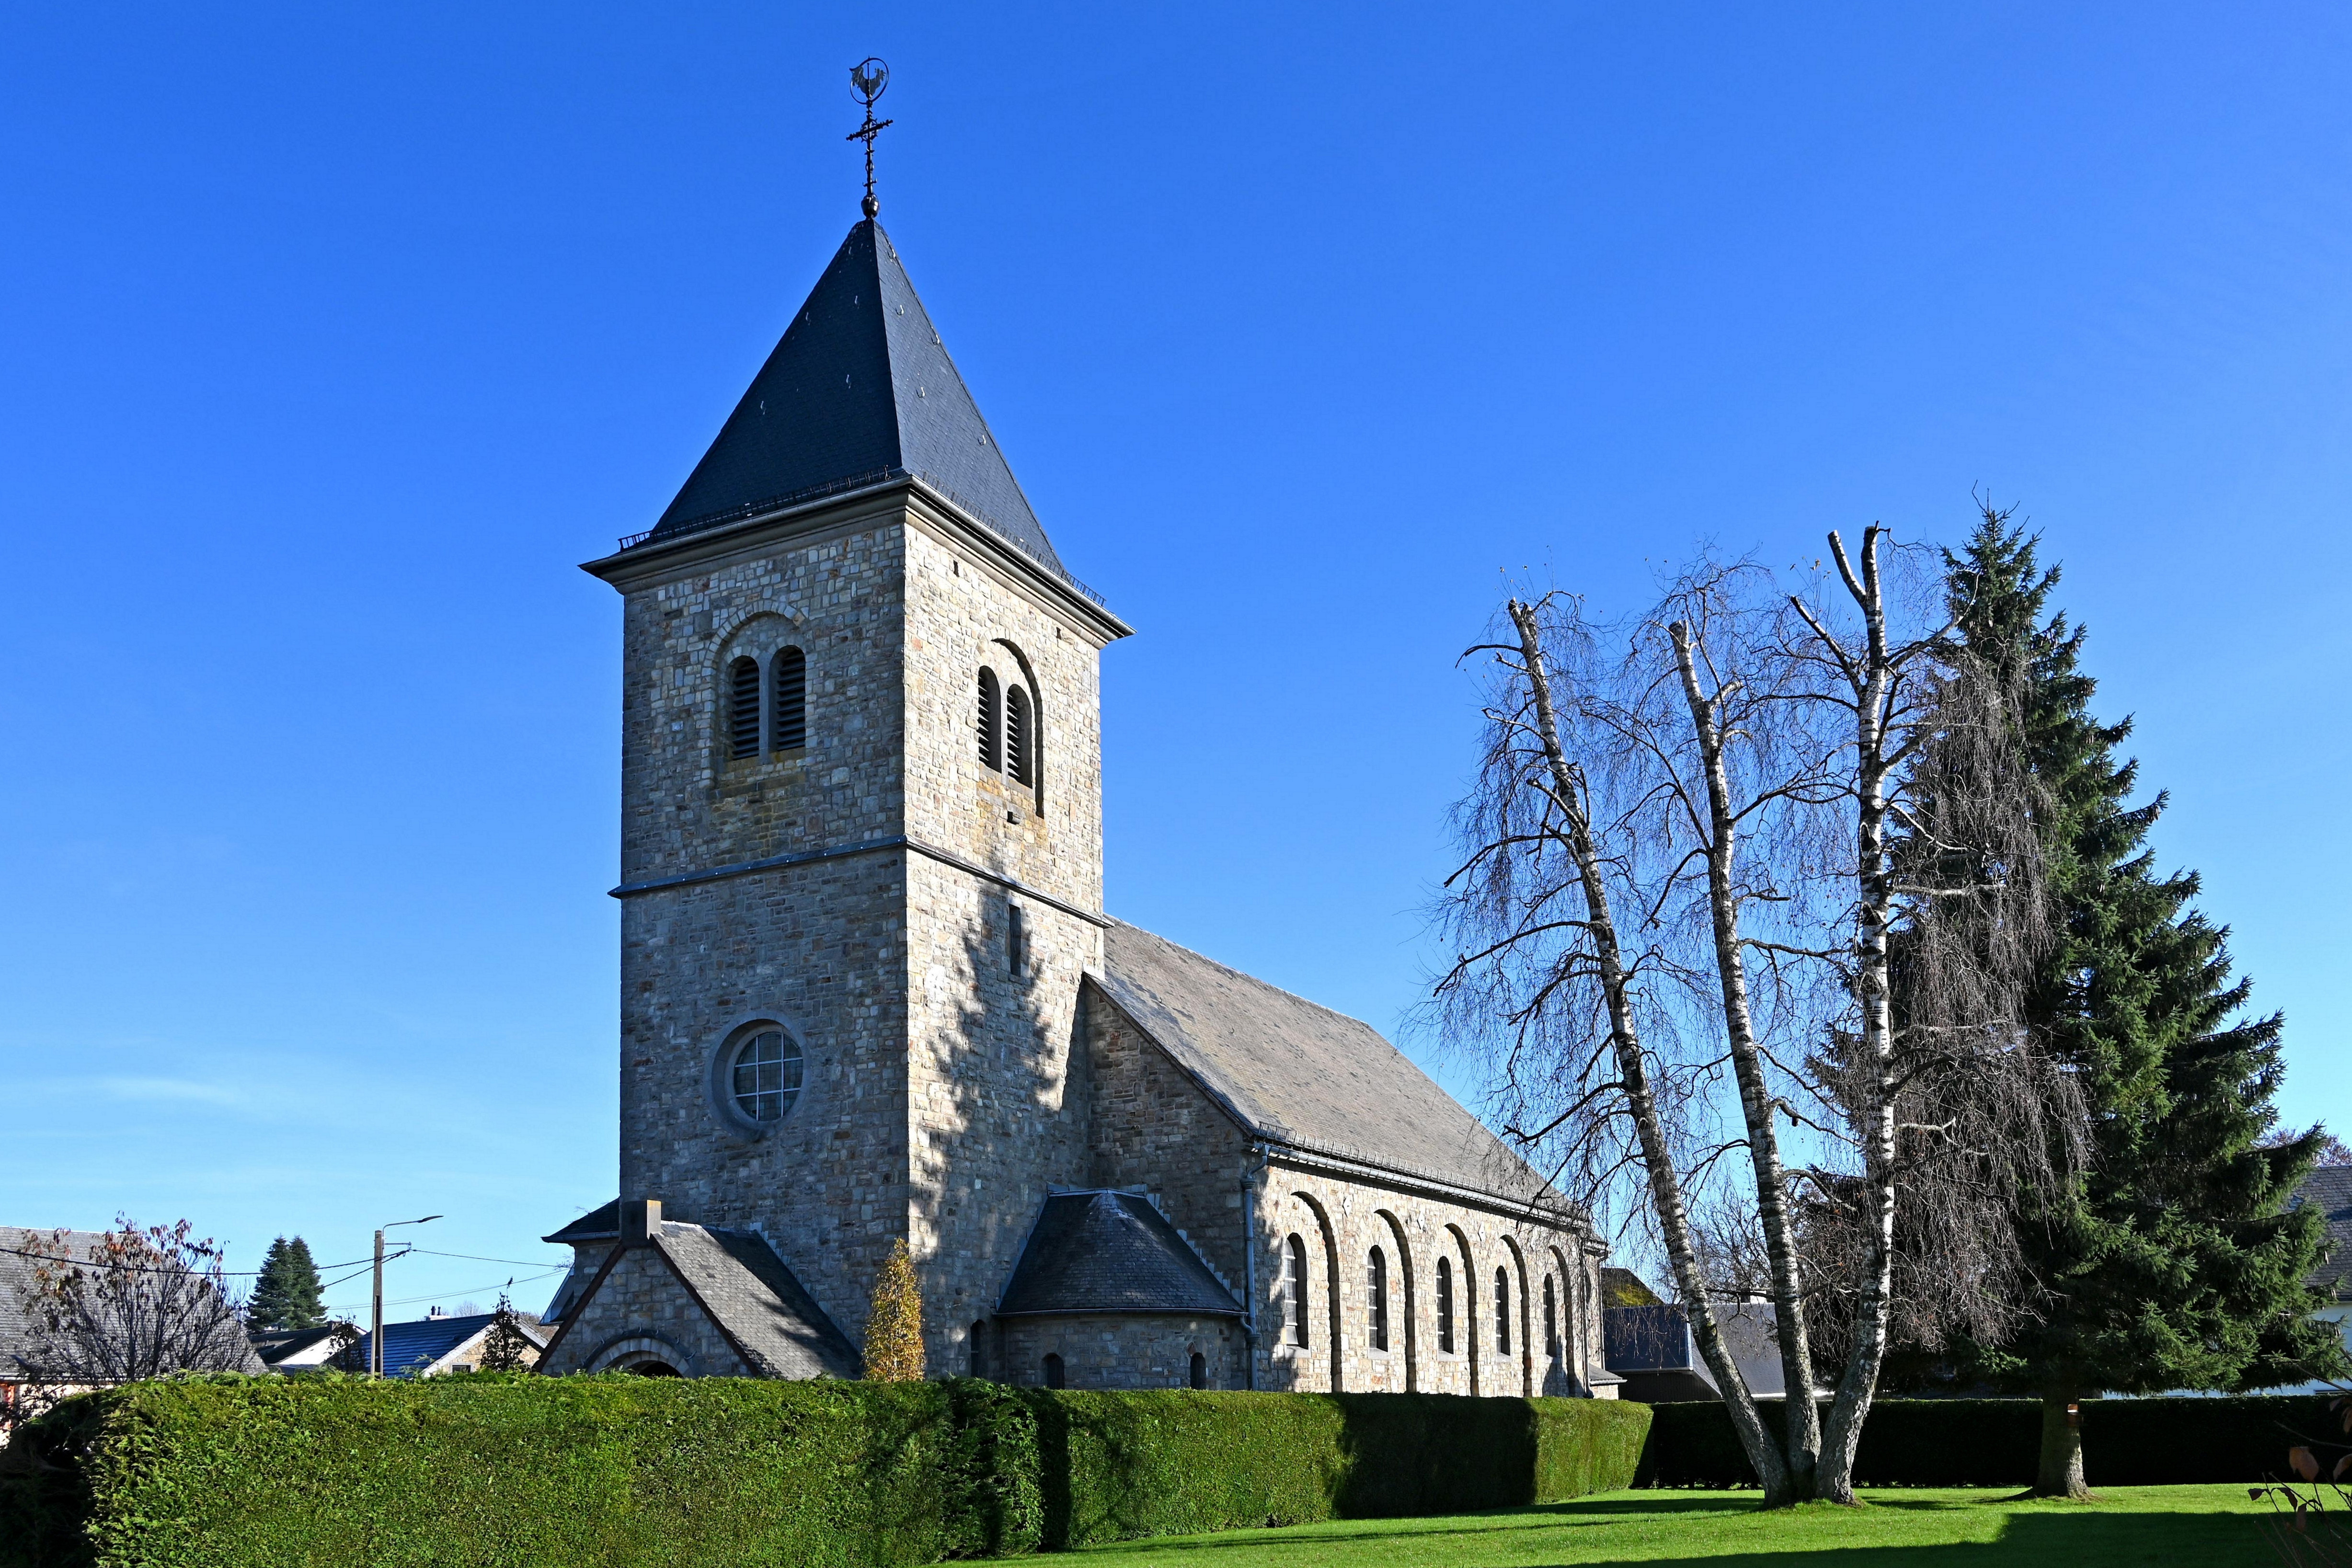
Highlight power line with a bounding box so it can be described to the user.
[0,1240,398,1277]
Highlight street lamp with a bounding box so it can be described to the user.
[370,1215,442,1377]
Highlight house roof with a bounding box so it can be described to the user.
[1091,922,1570,1210]
[998,1191,1241,1318]
[248,1324,346,1368]
[642,219,1066,586]
[2295,1165,2352,1301]
[643,1222,860,1379]
[346,1314,493,1377]
[0,1228,112,1376]
[344,1311,548,1378]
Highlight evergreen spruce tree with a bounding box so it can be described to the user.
[1931,507,2341,1498]
[248,1236,326,1331]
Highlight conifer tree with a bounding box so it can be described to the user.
[862,1238,926,1381]
[248,1236,325,1331]
[1927,507,2341,1498]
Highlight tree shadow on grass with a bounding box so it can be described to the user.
[1064,1499,2272,1566]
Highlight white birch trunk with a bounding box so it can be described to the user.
[1509,601,1793,1503]
[1809,529,1901,1505]
[1669,622,1822,1498]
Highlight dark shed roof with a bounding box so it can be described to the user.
[543,1200,619,1244]
[647,219,1065,581]
[998,1191,1241,1318]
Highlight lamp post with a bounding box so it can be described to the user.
[370,1215,442,1377]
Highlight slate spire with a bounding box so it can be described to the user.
[651,221,1065,578]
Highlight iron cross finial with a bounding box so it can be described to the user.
[847,58,894,220]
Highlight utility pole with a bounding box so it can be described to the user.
[369,1214,442,1376]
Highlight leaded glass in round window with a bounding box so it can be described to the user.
[731,1030,803,1122]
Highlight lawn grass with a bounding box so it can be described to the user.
[1035,1485,2284,1566]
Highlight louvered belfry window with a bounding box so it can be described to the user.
[771,647,807,751]
[727,657,762,760]
[977,668,1002,770]
[1005,684,1033,788]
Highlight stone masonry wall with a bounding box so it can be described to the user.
[615,502,909,885]
[898,517,1109,914]
[607,502,915,1347]
[600,490,1117,1370]
[996,1315,1244,1392]
[894,510,1114,1374]
[1084,989,1251,1301]
[537,1244,753,1378]
[1262,1165,1600,1398]
[904,853,1096,1373]
[1078,986,1604,1397]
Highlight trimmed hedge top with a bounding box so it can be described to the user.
[0,1375,1647,1568]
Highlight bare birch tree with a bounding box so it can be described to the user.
[1784,526,2076,1500]
[1435,593,1806,1503]
[1435,527,2079,1505]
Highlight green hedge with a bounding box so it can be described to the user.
[0,1376,1645,1567]
[1634,1395,2346,1488]
[0,1373,1034,1568]
[1034,1391,1651,1548]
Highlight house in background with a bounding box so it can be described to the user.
[341,1309,549,1379]
[1601,1269,1786,1403]
[248,1324,353,1373]
[3,1225,264,1435]
[2243,1164,2352,1396]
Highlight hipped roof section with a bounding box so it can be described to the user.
[648,219,1066,584]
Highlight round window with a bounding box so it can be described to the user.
[731,1029,803,1122]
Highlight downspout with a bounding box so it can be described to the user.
[1240,1143,1270,1389]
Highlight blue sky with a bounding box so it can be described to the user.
[3,4,2346,1317]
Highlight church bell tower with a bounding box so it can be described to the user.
[577,214,1130,1370]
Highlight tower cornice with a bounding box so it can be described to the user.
[579,473,1133,646]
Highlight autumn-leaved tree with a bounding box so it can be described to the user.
[10,1218,262,1386]
[862,1238,926,1381]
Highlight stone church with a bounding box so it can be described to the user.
[532,203,1614,1399]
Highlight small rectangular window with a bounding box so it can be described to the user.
[1009,906,1028,978]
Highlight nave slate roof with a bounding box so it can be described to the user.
[647,219,1065,582]
[1092,922,1569,1207]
